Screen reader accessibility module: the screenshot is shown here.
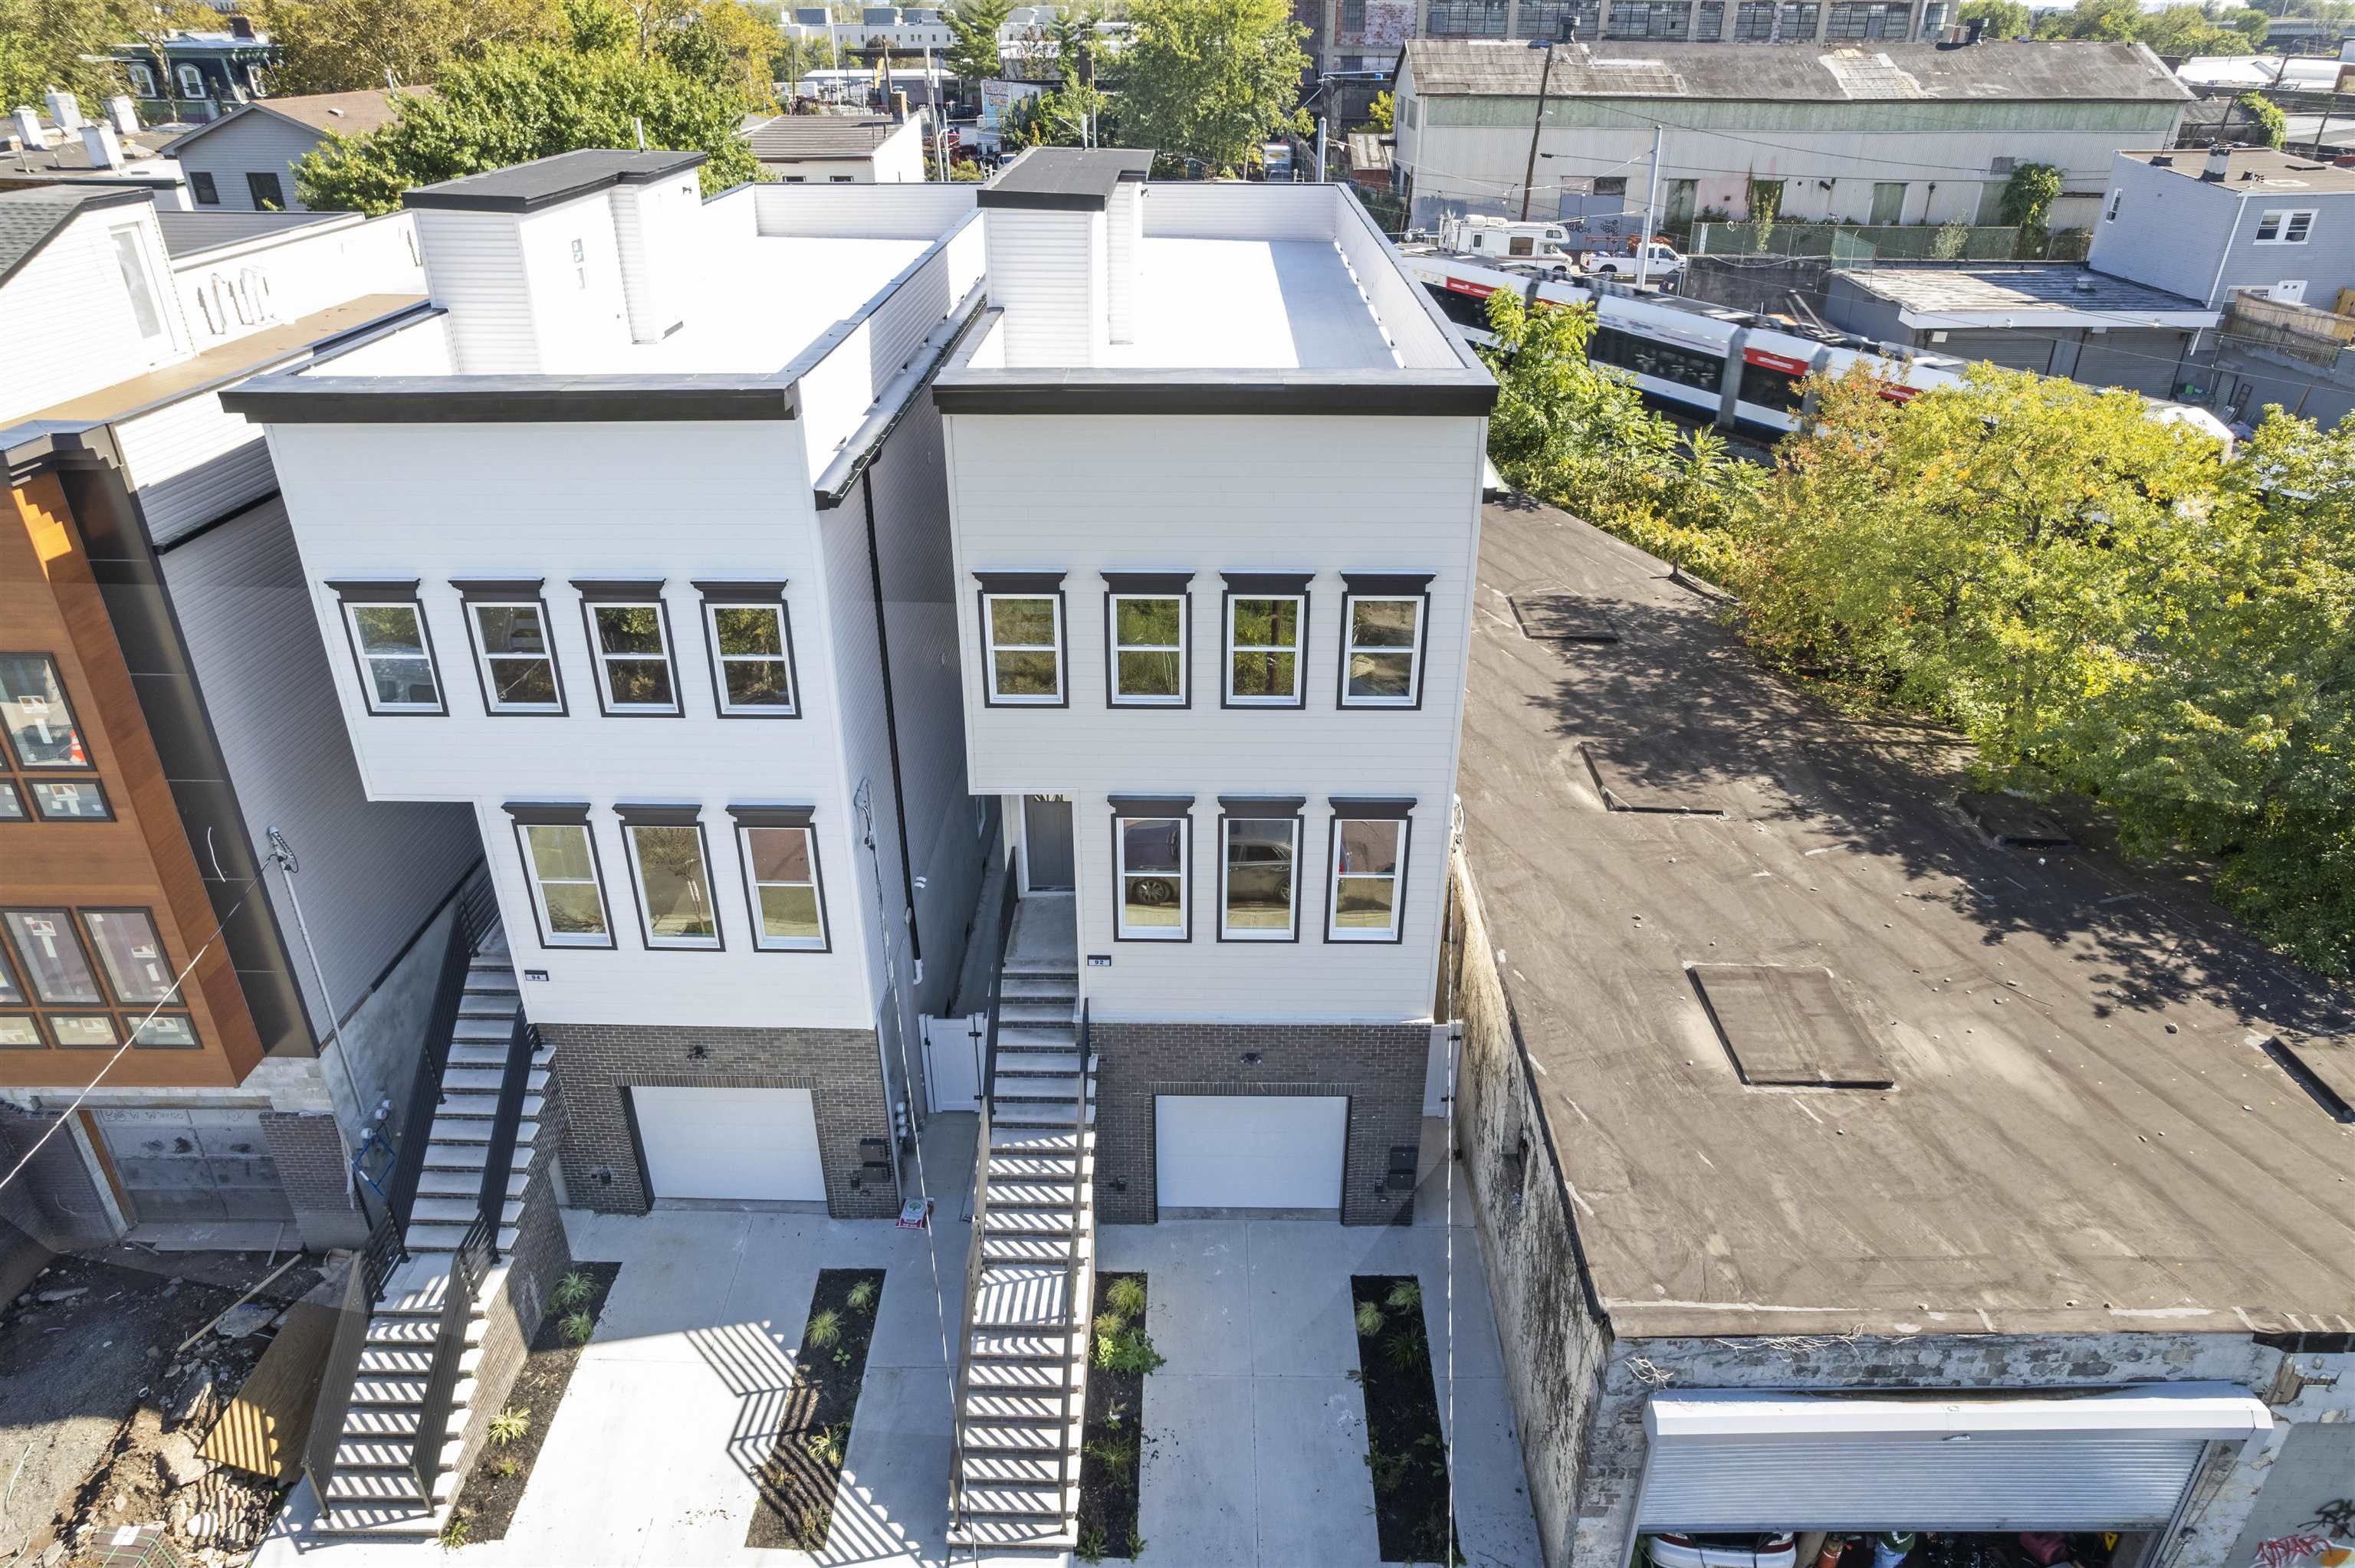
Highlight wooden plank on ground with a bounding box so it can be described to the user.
[200,1299,337,1481]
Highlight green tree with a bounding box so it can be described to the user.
[1119,0,1309,172]
[294,42,762,212]
[1000,63,1111,149]
[1999,160,2062,256]
[1362,88,1393,133]
[261,0,561,93]
[2226,6,2268,43]
[2138,2,2240,51]
[2237,89,2289,145]
[944,0,1007,80]
[1955,0,2030,33]
[656,0,781,106]
[0,0,143,110]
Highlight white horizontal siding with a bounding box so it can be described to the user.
[117,392,275,547]
[943,412,1486,1025]
[171,212,422,354]
[0,207,190,422]
[263,418,885,1034]
[515,202,631,373]
[1142,182,1337,243]
[1334,198,1460,370]
[310,313,453,375]
[793,217,983,470]
[986,208,1097,366]
[752,182,977,238]
[174,113,324,210]
[413,209,535,372]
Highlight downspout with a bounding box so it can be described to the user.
[859,463,924,984]
[2192,185,2254,358]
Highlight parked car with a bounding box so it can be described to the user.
[1650,1533,1802,1568]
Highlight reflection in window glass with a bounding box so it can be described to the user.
[524,824,607,942]
[0,782,22,819]
[1112,596,1184,704]
[472,603,560,710]
[31,779,108,820]
[110,226,166,340]
[1223,818,1298,938]
[0,655,90,768]
[133,1014,198,1047]
[3,911,102,1002]
[1117,816,1186,937]
[82,910,174,1005]
[986,595,1061,702]
[1228,596,1302,703]
[627,824,718,946]
[744,826,824,948]
[345,603,440,711]
[0,944,24,1005]
[1331,819,1404,940]
[51,1015,117,1047]
[709,605,794,713]
[593,605,676,710]
[1345,598,1424,704]
[0,1015,40,1048]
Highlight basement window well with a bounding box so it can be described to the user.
[1687,963,1892,1089]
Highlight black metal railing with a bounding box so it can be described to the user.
[948,861,1023,1536]
[475,1015,540,1261]
[359,1210,405,1304]
[303,1262,373,1511]
[383,864,498,1236]
[1057,1000,1092,1522]
[408,1224,491,1502]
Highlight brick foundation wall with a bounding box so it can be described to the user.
[1089,1019,1429,1226]
[540,1022,898,1220]
[259,1111,363,1248]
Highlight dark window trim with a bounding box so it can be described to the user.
[734,819,833,954]
[26,777,115,822]
[327,590,448,717]
[1104,587,1191,710]
[973,570,1068,593]
[1336,585,1433,712]
[1339,572,1435,596]
[1220,571,1314,594]
[0,651,100,773]
[1328,795,1417,819]
[508,815,616,951]
[698,592,803,721]
[1220,587,1310,710]
[451,577,547,600]
[189,170,219,205]
[1216,807,1304,945]
[570,579,666,602]
[0,779,23,819]
[1109,804,1193,943]
[1322,811,1413,946]
[613,802,705,826]
[324,579,424,602]
[977,586,1070,709]
[1217,795,1307,816]
[618,815,726,952]
[459,590,568,717]
[576,591,683,717]
[128,1012,201,1050]
[727,803,818,828]
[76,906,179,1010]
[0,936,28,1010]
[0,1012,49,1050]
[2,906,113,1009]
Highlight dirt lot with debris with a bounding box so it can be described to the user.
[0,1246,323,1568]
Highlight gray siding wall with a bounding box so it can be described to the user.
[2207,189,2355,308]
[2085,156,2235,301]
[156,496,481,1052]
[175,113,325,210]
[1819,274,1910,344]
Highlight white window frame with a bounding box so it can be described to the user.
[580,590,682,716]
[1339,592,1429,709]
[1114,812,1190,941]
[107,224,167,343]
[176,63,205,98]
[982,591,1064,706]
[1326,813,1409,943]
[701,596,798,717]
[737,822,828,951]
[621,817,722,950]
[2104,189,2122,223]
[334,591,444,715]
[2255,208,2317,244]
[1108,592,1187,707]
[1224,590,1307,707]
[511,816,613,948]
[465,598,564,714]
[1219,812,1301,941]
[127,62,156,97]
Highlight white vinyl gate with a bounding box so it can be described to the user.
[924,1012,984,1113]
[1635,1387,2271,1535]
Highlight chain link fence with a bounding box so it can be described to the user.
[1692,221,2091,264]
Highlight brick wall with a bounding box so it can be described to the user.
[540,1022,899,1220]
[0,1105,114,1246]
[1089,1018,1428,1226]
[259,1111,363,1248]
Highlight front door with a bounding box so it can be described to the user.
[1022,795,1075,891]
[1870,181,1906,225]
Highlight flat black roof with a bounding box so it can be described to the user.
[404,149,708,214]
[977,146,1154,212]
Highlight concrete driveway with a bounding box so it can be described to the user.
[259,1117,1539,1568]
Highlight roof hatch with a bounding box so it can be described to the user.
[1688,963,1894,1088]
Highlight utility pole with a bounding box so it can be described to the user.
[2314,76,2343,158]
[1519,39,1555,221]
[1635,123,1663,288]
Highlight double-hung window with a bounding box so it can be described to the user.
[1326,799,1413,943]
[506,803,613,948]
[1219,798,1303,941]
[1103,572,1191,707]
[455,580,563,714]
[1110,796,1191,940]
[1223,572,1311,707]
[575,581,680,715]
[0,654,110,819]
[2255,209,2317,244]
[1338,573,1433,708]
[617,805,720,948]
[696,582,798,717]
[730,806,828,950]
[975,572,1066,706]
[0,940,38,1048]
[327,582,444,714]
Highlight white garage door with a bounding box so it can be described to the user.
[1156,1094,1347,1213]
[632,1086,826,1203]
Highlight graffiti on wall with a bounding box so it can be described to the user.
[1342,0,1418,47]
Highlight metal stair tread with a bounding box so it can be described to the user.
[405,1222,521,1252]
[987,1126,1079,1153]
[964,1393,1067,1422]
[435,1092,543,1121]
[994,1052,1086,1074]
[428,1115,539,1144]
[946,1517,1077,1549]
[958,1486,1065,1515]
[368,1315,488,1347]
[957,1423,1063,1451]
[438,1065,549,1093]
[968,1361,1068,1389]
[409,1195,524,1225]
[961,1452,1062,1483]
[415,1168,528,1198]
[984,1209,1076,1234]
[339,1408,422,1436]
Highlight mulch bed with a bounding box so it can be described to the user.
[1076,1271,1154,1561]
[448,1261,621,1541]
[1351,1274,1459,1566]
[744,1267,887,1550]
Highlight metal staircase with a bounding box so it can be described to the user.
[948,914,1096,1552]
[305,918,550,1537]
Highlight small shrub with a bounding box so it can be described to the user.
[796,1501,829,1543]
[559,1310,594,1346]
[1126,1526,1147,1558]
[486,1404,530,1445]
[1078,1524,1109,1562]
[1092,1310,1126,1343]
[1365,1445,1411,1495]
[488,1457,518,1479]
[1381,1329,1427,1370]
[803,1423,846,1467]
[1094,1324,1167,1376]
[805,1307,842,1349]
[845,1278,879,1314]
[551,1271,594,1311]
[1084,1432,1137,1470]
[1384,1279,1421,1314]
[1103,1275,1145,1320]
[438,1508,471,1550]
[1355,1301,1385,1337]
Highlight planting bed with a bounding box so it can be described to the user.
[745,1266,887,1550]
[1351,1274,1458,1566]
[447,1261,621,1542]
[1076,1271,1157,1560]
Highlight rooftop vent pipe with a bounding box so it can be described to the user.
[80,120,123,169]
[9,107,41,149]
[2204,143,2232,182]
[106,94,138,134]
[43,88,81,132]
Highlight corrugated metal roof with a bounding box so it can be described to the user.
[1402,38,2192,103]
[744,114,904,159]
